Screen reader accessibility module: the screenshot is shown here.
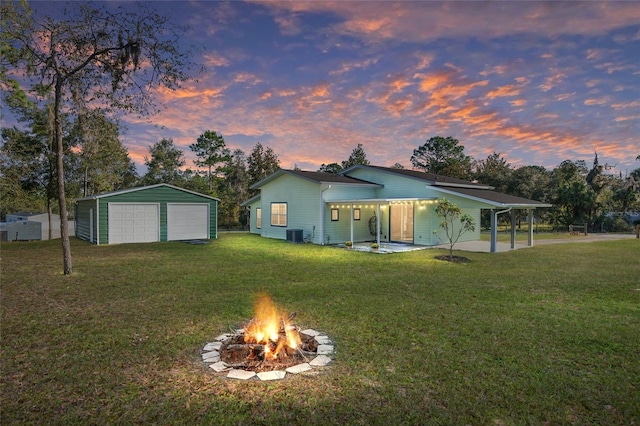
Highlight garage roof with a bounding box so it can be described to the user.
[76,184,220,202]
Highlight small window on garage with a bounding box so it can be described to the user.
[256,208,262,228]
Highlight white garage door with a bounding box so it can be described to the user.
[167,203,209,241]
[108,203,159,244]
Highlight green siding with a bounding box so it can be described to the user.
[258,174,322,243]
[324,203,384,244]
[75,185,218,245]
[251,167,486,247]
[247,199,261,234]
[348,168,482,245]
[75,201,93,242]
[323,185,380,244]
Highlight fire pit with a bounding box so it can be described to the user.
[201,294,334,381]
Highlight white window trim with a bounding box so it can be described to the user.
[271,202,287,227]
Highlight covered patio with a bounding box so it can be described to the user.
[327,198,438,248]
[430,185,552,252]
[328,195,551,253]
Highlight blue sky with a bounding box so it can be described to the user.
[22,1,640,175]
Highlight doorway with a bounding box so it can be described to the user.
[390,204,414,243]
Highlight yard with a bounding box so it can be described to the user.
[1,234,639,424]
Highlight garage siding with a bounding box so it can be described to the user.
[75,202,93,242]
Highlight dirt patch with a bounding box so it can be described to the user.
[434,255,471,263]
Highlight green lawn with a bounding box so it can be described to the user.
[2,234,639,425]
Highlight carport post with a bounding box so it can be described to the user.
[527,209,534,247]
[491,207,512,253]
[490,210,497,253]
[350,204,354,243]
[510,211,516,249]
[376,203,381,245]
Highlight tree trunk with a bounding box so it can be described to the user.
[55,79,72,275]
[47,200,53,240]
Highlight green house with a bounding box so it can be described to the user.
[75,184,219,245]
[242,165,551,252]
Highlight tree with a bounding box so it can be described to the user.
[247,143,280,190]
[1,1,197,274]
[550,160,594,228]
[318,163,343,173]
[189,130,230,191]
[181,168,210,194]
[473,152,512,193]
[0,100,80,237]
[219,149,250,227]
[69,111,137,196]
[435,198,476,261]
[141,138,185,186]
[1,126,51,218]
[612,173,639,215]
[341,143,370,170]
[410,136,473,179]
[508,165,551,202]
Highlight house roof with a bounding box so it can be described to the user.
[243,165,551,210]
[342,165,550,209]
[430,186,552,208]
[75,183,220,202]
[342,165,493,189]
[249,169,383,189]
[6,212,47,217]
[240,194,261,207]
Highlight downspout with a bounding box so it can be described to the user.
[490,207,511,253]
[320,184,331,245]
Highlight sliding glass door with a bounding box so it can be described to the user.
[390,204,413,243]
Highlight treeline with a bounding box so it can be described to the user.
[0,107,280,228]
[3,118,639,232]
[405,136,640,231]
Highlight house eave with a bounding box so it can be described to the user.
[432,181,494,190]
[430,186,552,209]
[327,197,438,204]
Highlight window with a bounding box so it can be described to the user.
[271,203,287,226]
[256,208,262,228]
[353,208,361,220]
[331,208,339,221]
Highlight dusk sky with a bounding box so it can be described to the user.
[21,2,640,175]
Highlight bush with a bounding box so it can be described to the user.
[603,217,632,232]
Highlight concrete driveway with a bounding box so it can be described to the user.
[435,233,637,253]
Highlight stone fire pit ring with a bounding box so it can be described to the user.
[202,328,334,381]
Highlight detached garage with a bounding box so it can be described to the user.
[75,184,219,245]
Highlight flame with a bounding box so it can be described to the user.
[244,293,301,360]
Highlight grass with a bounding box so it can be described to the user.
[1,234,639,425]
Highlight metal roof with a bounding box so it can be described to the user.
[75,183,220,202]
[430,186,552,208]
[250,169,383,189]
[342,165,493,189]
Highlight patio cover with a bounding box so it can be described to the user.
[429,186,552,252]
